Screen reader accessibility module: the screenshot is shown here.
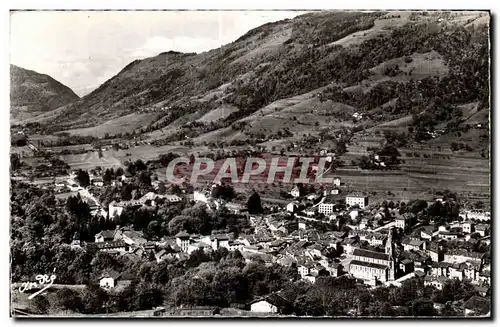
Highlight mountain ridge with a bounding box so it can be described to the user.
[19,11,490,156]
[10,64,80,123]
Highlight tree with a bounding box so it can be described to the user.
[134,159,147,171]
[408,199,428,214]
[10,153,21,171]
[76,169,90,187]
[54,288,82,312]
[31,294,51,314]
[138,171,151,186]
[410,299,435,317]
[157,182,167,195]
[441,302,459,316]
[134,284,164,310]
[247,191,263,214]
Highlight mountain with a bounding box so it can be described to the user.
[26,11,490,153]
[10,64,80,123]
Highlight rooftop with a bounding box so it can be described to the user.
[350,260,388,270]
[353,248,390,261]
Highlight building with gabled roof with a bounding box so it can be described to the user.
[249,293,293,314]
[348,230,396,283]
[424,275,448,290]
[401,238,426,252]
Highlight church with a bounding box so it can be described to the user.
[348,229,396,283]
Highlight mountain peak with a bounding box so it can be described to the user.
[10,64,80,123]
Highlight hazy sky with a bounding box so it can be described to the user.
[10,10,307,96]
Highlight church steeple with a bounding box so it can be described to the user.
[385,228,395,281]
[385,228,394,257]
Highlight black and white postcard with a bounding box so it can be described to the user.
[9,9,491,318]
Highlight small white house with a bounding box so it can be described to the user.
[286,202,297,213]
[108,201,125,219]
[99,270,121,289]
[165,194,182,203]
[250,300,278,313]
[290,186,301,198]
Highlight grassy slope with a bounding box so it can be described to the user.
[10,65,80,123]
[20,11,490,204]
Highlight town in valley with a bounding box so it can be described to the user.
[10,10,491,318]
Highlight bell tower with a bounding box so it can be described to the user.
[385,229,395,281]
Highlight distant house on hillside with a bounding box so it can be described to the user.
[290,186,301,198]
[99,270,121,289]
[346,195,368,209]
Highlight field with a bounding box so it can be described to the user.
[58,144,191,170]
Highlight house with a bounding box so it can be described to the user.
[165,194,182,203]
[92,177,104,187]
[342,237,360,255]
[211,233,234,250]
[108,201,125,219]
[449,263,465,280]
[307,193,321,201]
[331,188,340,195]
[115,228,147,246]
[475,224,490,237]
[87,240,129,254]
[444,250,485,265]
[303,274,317,284]
[95,230,116,243]
[426,242,444,262]
[304,207,317,217]
[399,259,414,274]
[286,202,298,213]
[401,238,425,252]
[290,186,301,198]
[318,203,335,215]
[298,262,314,279]
[418,226,437,240]
[346,195,368,209]
[194,190,210,203]
[99,270,121,289]
[463,296,490,316]
[225,202,246,214]
[439,230,462,241]
[395,217,406,231]
[462,220,474,234]
[423,275,448,290]
[459,210,491,222]
[463,261,481,281]
[249,294,292,314]
[333,177,341,187]
[367,233,387,247]
[430,261,451,277]
[359,218,369,230]
[152,180,161,190]
[155,249,169,263]
[478,271,491,285]
[349,210,359,220]
[326,262,343,277]
[163,306,220,317]
[175,230,191,253]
